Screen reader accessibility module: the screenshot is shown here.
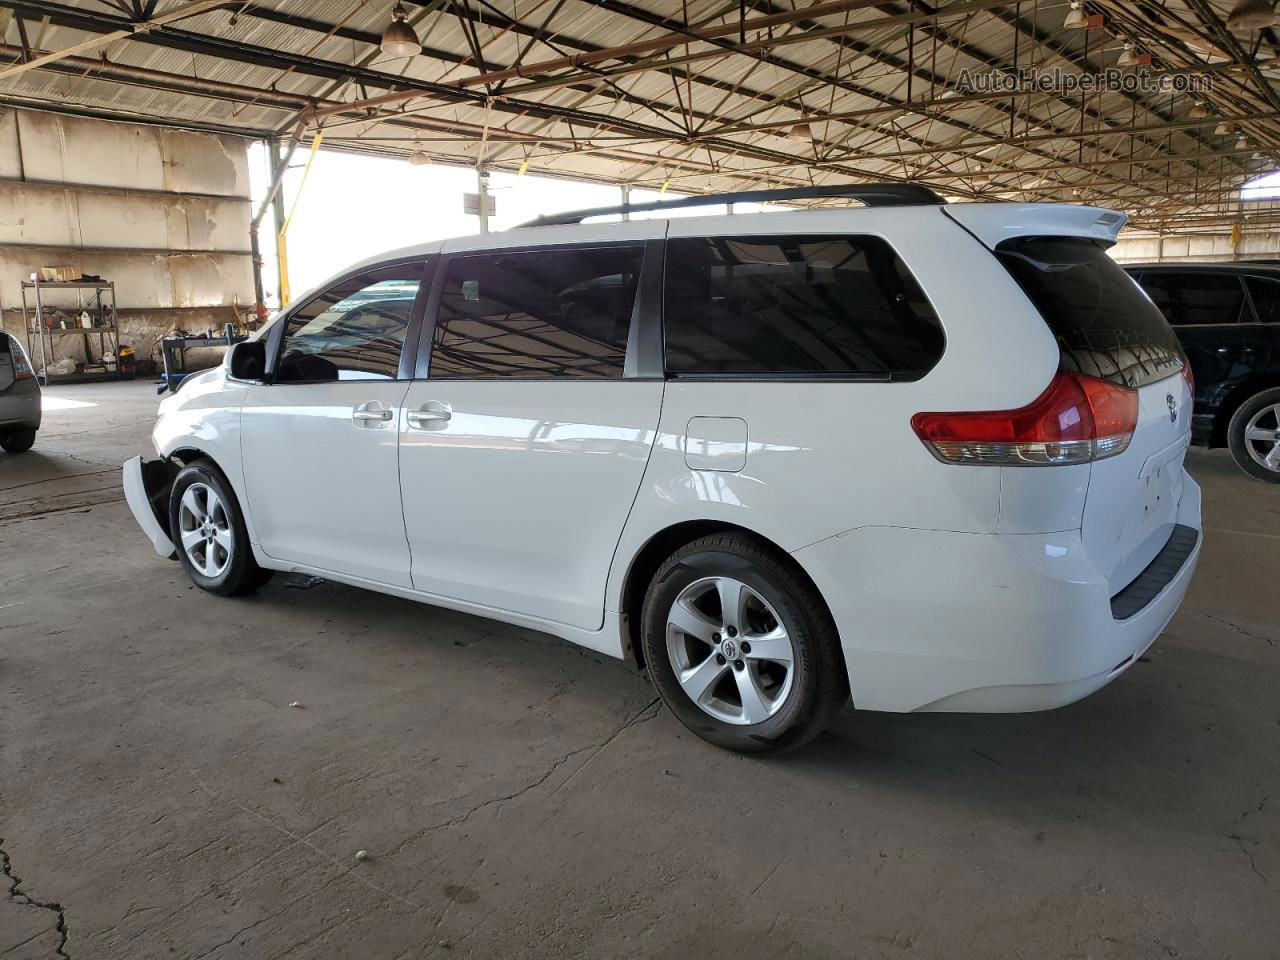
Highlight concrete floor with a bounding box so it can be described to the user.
[1,380,1276,960]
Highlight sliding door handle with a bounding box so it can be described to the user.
[406,402,451,429]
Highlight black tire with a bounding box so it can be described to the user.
[640,532,848,754]
[1227,386,1280,483]
[169,459,273,596]
[0,426,36,453]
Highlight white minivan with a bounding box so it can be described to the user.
[124,185,1201,753]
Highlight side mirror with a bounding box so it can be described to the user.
[228,340,266,382]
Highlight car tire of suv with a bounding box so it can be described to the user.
[169,459,274,596]
[1227,386,1280,483]
[640,533,848,754]
[0,427,36,453]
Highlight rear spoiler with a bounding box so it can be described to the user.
[943,203,1127,250]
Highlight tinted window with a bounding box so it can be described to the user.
[664,235,943,378]
[996,237,1183,388]
[276,263,425,382]
[1247,276,1280,323]
[430,246,642,379]
[1139,271,1247,326]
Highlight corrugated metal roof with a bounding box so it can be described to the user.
[1,0,1279,228]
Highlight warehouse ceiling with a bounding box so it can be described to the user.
[1,0,1280,230]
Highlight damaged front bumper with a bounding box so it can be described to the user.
[122,455,178,558]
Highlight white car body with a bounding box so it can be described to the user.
[125,199,1201,714]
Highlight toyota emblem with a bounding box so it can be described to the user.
[1166,393,1177,423]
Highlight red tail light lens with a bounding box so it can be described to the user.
[911,372,1138,466]
[10,343,34,380]
[1180,360,1194,399]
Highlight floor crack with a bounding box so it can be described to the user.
[395,696,662,856]
[0,837,70,959]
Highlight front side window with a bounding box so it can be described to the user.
[996,237,1184,388]
[1138,271,1248,327]
[663,235,944,378]
[429,246,643,379]
[275,263,426,383]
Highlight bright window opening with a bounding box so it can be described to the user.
[1240,170,1280,201]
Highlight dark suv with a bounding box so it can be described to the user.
[1125,263,1280,482]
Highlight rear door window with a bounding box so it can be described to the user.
[429,245,643,379]
[995,237,1184,388]
[663,235,944,379]
[1139,271,1248,326]
[1246,276,1280,323]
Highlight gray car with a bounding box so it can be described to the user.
[0,333,41,453]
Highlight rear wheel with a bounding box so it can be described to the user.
[169,460,273,595]
[640,532,847,754]
[0,427,36,453]
[1227,387,1280,483]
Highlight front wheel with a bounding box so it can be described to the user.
[1227,387,1280,483]
[0,426,36,453]
[169,460,273,595]
[640,532,848,754]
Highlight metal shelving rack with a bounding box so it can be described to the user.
[21,279,121,385]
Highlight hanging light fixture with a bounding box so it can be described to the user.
[1064,1,1088,29]
[408,150,431,166]
[787,121,813,140]
[1189,100,1210,120]
[1237,135,1251,150]
[1117,43,1139,68]
[1227,0,1277,30]
[1215,120,1236,136]
[381,2,421,57]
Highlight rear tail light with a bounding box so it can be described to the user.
[911,371,1138,466]
[11,344,34,380]
[1180,359,1194,399]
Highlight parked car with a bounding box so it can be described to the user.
[1124,262,1280,482]
[0,333,40,453]
[123,187,1200,753]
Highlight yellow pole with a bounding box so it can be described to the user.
[277,130,324,307]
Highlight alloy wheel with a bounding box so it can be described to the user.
[1243,402,1280,474]
[177,482,233,578]
[665,576,796,725]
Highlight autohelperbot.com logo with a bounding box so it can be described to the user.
[956,67,1213,96]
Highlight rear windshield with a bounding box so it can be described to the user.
[995,236,1183,388]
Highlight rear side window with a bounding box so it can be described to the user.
[430,246,643,379]
[1246,276,1280,323]
[1139,271,1248,326]
[663,235,944,379]
[995,237,1183,388]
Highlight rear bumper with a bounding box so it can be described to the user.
[793,472,1202,713]
[123,456,177,558]
[0,381,41,430]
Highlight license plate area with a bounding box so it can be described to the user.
[1139,442,1186,535]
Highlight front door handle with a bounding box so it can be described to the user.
[406,401,451,430]
[353,401,394,426]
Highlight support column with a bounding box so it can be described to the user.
[267,138,287,308]
[477,167,491,233]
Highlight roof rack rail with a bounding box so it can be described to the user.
[520,183,945,227]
